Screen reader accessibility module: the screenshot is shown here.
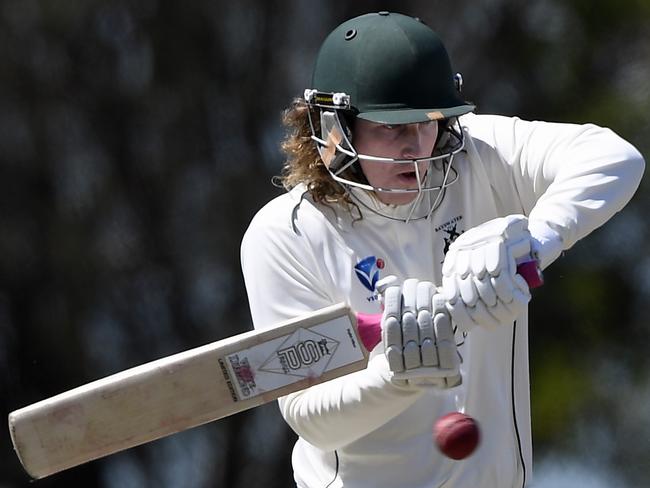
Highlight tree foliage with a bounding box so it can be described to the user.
[1,1,648,486]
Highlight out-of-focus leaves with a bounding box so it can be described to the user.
[531,347,592,445]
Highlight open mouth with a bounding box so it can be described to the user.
[396,171,420,183]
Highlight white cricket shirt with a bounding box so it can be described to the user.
[241,114,644,488]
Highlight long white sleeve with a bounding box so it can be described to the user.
[278,354,424,451]
[465,114,645,269]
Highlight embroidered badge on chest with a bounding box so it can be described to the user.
[435,215,465,256]
[354,256,384,302]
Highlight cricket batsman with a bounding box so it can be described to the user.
[241,12,644,488]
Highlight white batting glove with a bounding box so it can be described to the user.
[442,214,533,333]
[378,277,461,388]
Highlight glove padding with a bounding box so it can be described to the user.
[379,277,461,388]
[442,214,532,333]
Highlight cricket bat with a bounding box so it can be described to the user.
[8,262,542,480]
[8,302,384,480]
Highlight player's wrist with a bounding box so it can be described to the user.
[528,219,564,270]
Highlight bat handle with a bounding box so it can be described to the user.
[515,259,544,289]
[355,260,542,351]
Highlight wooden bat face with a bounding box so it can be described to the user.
[9,303,377,479]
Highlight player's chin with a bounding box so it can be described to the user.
[375,191,420,206]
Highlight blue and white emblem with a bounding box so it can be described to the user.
[354,256,384,292]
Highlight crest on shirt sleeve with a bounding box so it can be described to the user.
[354,256,384,292]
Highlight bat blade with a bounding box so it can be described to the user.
[9,303,375,480]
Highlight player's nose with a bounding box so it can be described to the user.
[401,123,434,160]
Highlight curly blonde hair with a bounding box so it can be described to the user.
[278,98,354,208]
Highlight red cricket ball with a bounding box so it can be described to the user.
[434,412,480,460]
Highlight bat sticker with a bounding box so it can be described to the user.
[224,317,363,400]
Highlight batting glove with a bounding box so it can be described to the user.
[442,214,533,333]
[378,277,462,388]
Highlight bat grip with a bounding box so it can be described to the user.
[355,260,542,351]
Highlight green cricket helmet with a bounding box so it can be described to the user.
[311,11,474,124]
[304,12,474,221]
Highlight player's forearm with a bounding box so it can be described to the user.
[278,354,424,451]
[528,125,644,261]
[479,116,644,266]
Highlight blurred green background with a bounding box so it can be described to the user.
[1,1,648,487]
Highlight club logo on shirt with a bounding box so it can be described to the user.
[354,256,384,301]
[435,215,465,256]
